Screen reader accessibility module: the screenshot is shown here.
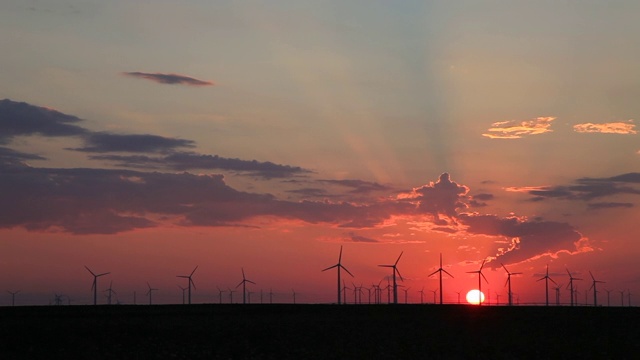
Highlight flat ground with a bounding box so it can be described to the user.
[0,304,638,359]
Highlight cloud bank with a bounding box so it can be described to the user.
[122,72,214,86]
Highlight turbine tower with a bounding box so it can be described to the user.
[104,281,117,305]
[177,266,198,305]
[588,271,605,306]
[466,259,488,306]
[501,263,522,306]
[565,268,582,307]
[146,282,158,305]
[85,266,110,306]
[429,253,454,304]
[322,245,354,305]
[378,251,404,304]
[236,268,256,304]
[537,265,556,306]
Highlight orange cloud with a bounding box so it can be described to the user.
[573,120,636,134]
[482,117,556,139]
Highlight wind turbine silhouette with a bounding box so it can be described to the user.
[565,268,582,307]
[429,253,454,304]
[402,286,411,304]
[104,281,117,305]
[216,286,225,304]
[588,271,605,306]
[322,245,354,305]
[553,283,563,306]
[269,288,274,304]
[418,287,425,304]
[228,288,236,303]
[466,259,488,306]
[178,285,187,305]
[7,290,19,307]
[236,268,255,304]
[85,266,110,306]
[501,263,522,306]
[430,289,437,304]
[292,289,297,304]
[378,251,404,304]
[146,282,158,305]
[177,266,198,305]
[537,265,556,306]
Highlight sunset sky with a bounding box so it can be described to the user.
[2,0,639,306]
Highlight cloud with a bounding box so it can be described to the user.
[0,99,87,143]
[401,173,469,219]
[317,179,393,194]
[587,202,633,210]
[573,120,636,134]
[482,116,556,139]
[72,133,196,153]
[0,147,46,166]
[457,213,589,267]
[516,173,640,202]
[90,152,311,178]
[122,72,214,86]
[344,232,379,243]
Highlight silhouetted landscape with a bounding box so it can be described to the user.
[1,304,638,359]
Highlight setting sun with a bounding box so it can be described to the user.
[466,290,485,305]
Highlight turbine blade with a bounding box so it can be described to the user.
[501,263,510,275]
[338,245,343,263]
[248,280,256,285]
[395,251,404,266]
[322,264,339,272]
[84,266,96,276]
[396,268,404,282]
[504,277,509,288]
[443,269,454,278]
[191,266,198,276]
[342,265,355,277]
[480,272,488,283]
[190,278,196,290]
[549,277,557,285]
[428,269,439,277]
[379,264,392,268]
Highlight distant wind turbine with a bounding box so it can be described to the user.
[553,283,563,306]
[378,251,404,304]
[429,253,454,305]
[236,268,256,304]
[104,281,117,305]
[178,285,187,305]
[588,271,605,306]
[402,287,410,304]
[228,288,236,303]
[216,286,225,304]
[430,289,437,304]
[7,290,19,307]
[537,265,556,306]
[501,263,522,306]
[466,259,488,306]
[418,287,425,305]
[565,268,582,307]
[146,282,158,305]
[85,266,110,306]
[322,246,354,305]
[177,266,198,305]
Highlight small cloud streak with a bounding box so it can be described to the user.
[573,120,636,134]
[122,72,214,86]
[73,133,195,153]
[482,116,556,139]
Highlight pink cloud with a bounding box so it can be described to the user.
[482,116,556,139]
[573,120,636,134]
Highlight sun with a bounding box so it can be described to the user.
[466,289,485,305]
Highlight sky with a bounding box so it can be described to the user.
[1,0,639,306]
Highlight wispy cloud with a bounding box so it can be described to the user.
[482,116,556,139]
[72,133,195,153]
[573,120,636,134]
[122,72,214,86]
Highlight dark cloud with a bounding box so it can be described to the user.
[519,173,640,202]
[472,193,494,201]
[91,152,311,179]
[408,173,469,219]
[317,179,393,194]
[587,202,633,210]
[0,147,46,166]
[122,72,214,86]
[73,133,195,153]
[286,188,330,198]
[0,99,87,143]
[458,213,588,267]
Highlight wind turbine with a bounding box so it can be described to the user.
[430,289,437,304]
[378,251,404,304]
[269,288,274,304]
[85,266,110,306]
[418,287,425,304]
[322,245,354,305]
[292,289,297,304]
[537,265,556,306]
[342,281,351,304]
[604,288,612,306]
[501,263,522,306]
[7,290,19,307]
[553,283,563,306]
[146,282,158,305]
[177,266,198,305]
[104,281,117,305]
[402,287,411,304]
[216,286,225,304]
[565,268,582,307]
[466,259,488,306]
[236,268,256,304]
[456,291,461,304]
[429,253,454,305]
[588,271,605,306]
[228,288,236,303]
[178,285,187,304]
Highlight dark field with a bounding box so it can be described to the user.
[1,304,638,359]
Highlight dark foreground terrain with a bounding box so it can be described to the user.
[1,304,638,359]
